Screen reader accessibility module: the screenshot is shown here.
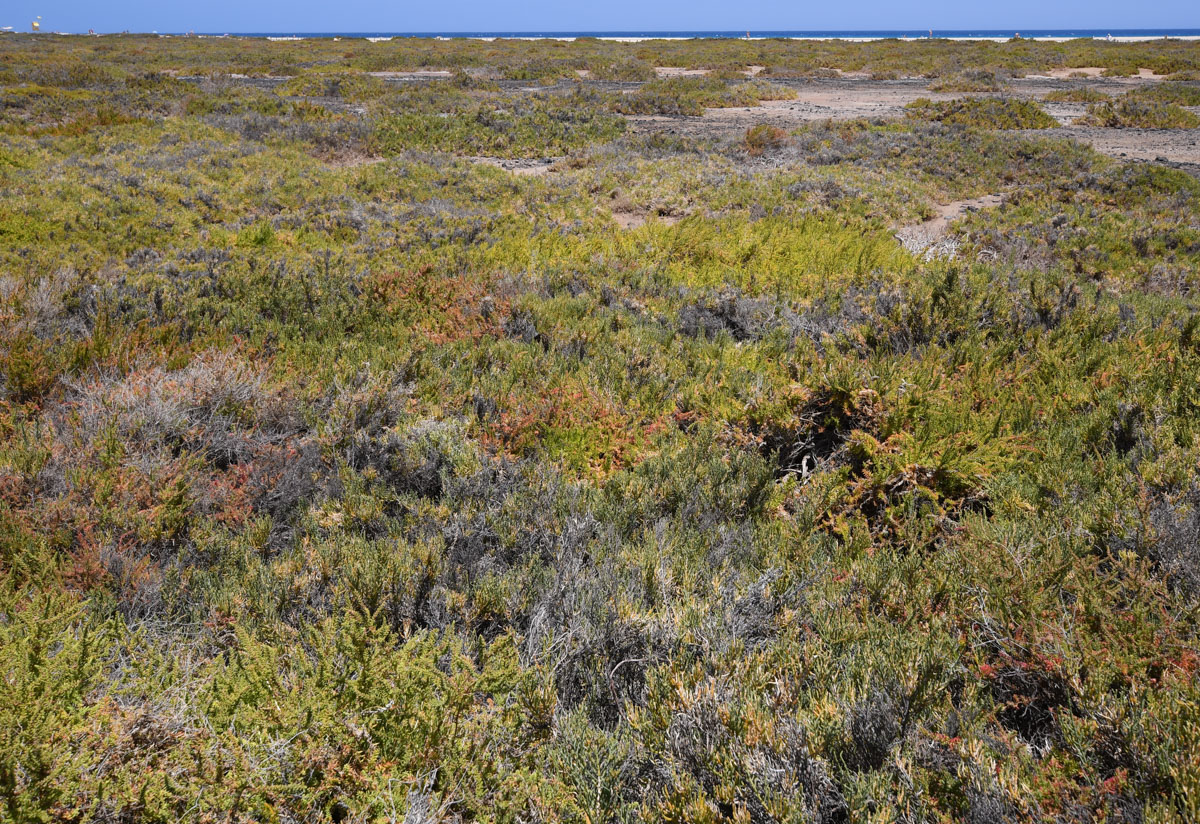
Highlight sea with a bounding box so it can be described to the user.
[203,30,1200,42]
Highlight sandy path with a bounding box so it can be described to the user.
[368,70,453,79]
[896,194,1004,254]
[655,67,711,78]
[654,65,769,78]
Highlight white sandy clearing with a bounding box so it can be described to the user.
[1032,67,1107,79]
[652,65,766,78]
[368,70,453,79]
[1026,67,1168,80]
[655,67,711,78]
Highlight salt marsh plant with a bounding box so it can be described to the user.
[2,32,1200,824]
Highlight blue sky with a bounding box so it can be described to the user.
[3,1,1196,34]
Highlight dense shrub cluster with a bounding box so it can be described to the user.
[370,91,627,157]
[275,69,390,102]
[1076,97,1200,128]
[1124,82,1200,106]
[905,96,1059,129]
[611,77,795,116]
[588,57,657,82]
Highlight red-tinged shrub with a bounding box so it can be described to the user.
[744,124,788,156]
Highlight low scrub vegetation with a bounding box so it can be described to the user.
[2,31,1200,80]
[370,92,627,157]
[2,32,1200,824]
[588,57,657,82]
[1076,98,1200,128]
[1124,81,1200,106]
[275,69,391,102]
[743,123,789,155]
[905,96,1059,129]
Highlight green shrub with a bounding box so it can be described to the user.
[370,94,625,157]
[905,97,1059,129]
[744,123,789,155]
[450,68,500,90]
[1102,64,1141,77]
[1076,98,1200,128]
[237,220,276,247]
[16,59,124,89]
[122,71,194,95]
[501,57,579,83]
[588,58,656,82]
[1124,82,1200,106]
[275,70,389,101]
[928,69,1007,92]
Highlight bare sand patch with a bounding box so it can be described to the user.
[1029,67,1167,81]
[612,208,685,229]
[368,70,453,79]
[321,151,385,169]
[895,194,1004,257]
[467,156,561,176]
[898,194,1003,241]
[700,84,956,125]
[1034,67,1107,79]
[655,67,711,78]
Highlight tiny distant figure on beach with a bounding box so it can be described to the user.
[929,29,933,38]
